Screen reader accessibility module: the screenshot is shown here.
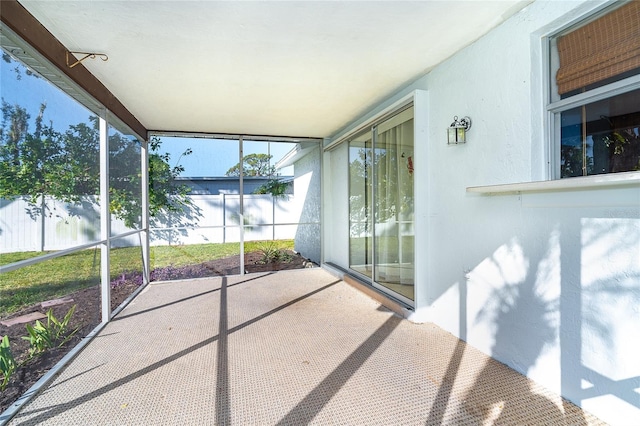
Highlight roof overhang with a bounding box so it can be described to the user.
[3,0,533,139]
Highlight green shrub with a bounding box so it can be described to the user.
[257,241,293,264]
[22,305,78,358]
[0,335,17,392]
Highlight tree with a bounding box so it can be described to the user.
[348,147,372,237]
[253,178,289,197]
[148,136,192,218]
[0,101,192,229]
[225,153,275,177]
[2,53,39,80]
[0,101,67,206]
[348,142,413,234]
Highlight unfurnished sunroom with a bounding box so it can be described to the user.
[1,1,639,425]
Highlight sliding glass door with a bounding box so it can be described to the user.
[349,106,415,303]
[374,108,415,300]
[348,130,373,279]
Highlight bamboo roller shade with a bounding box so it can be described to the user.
[556,1,640,95]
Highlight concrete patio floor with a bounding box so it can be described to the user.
[7,268,604,425]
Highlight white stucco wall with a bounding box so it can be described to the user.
[323,1,640,424]
[323,142,350,268]
[293,146,322,263]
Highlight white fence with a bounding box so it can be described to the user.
[1,196,102,253]
[149,194,311,247]
[1,193,312,253]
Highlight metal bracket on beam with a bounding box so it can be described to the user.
[66,51,108,68]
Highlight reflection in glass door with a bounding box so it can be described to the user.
[348,130,373,279]
[374,108,414,300]
[348,106,414,302]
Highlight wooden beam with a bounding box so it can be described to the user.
[1,0,148,140]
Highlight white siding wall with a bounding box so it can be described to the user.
[323,1,640,424]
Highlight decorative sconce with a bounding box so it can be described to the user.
[447,116,472,145]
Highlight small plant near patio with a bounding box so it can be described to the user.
[22,305,79,358]
[0,335,17,392]
[257,241,293,265]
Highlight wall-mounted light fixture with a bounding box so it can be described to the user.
[447,116,471,145]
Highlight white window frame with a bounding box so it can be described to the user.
[545,2,640,180]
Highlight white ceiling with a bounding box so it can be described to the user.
[20,1,532,139]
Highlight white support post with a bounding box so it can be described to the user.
[320,140,326,265]
[141,137,150,284]
[99,113,111,323]
[222,193,227,243]
[239,136,245,275]
[370,124,378,284]
[38,194,45,252]
[269,142,275,241]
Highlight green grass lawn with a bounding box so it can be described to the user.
[0,240,293,317]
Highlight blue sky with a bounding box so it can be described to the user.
[159,136,295,177]
[1,53,295,177]
[1,55,92,133]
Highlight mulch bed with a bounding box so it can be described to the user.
[0,250,315,414]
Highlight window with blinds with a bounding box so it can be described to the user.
[550,1,640,178]
[555,1,640,97]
